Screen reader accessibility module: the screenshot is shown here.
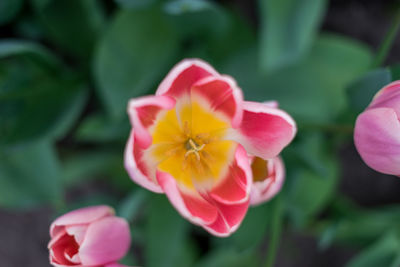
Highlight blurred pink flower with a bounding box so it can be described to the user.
[125,59,296,236]
[354,80,400,175]
[48,205,131,267]
[250,156,285,206]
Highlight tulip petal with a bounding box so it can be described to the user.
[229,101,296,159]
[49,230,79,266]
[50,205,113,237]
[156,58,219,98]
[125,131,163,193]
[369,82,400,117]
[156,171,212,225]
[250,157,285,206]
[191,75,243,128]
[203,199,249,237]
[79,217,131,266]
[354,107,400,175]
[210,144,252,204]
[156,145,251,236]
[372,80,400,100]
[127,95,176,149]
[65,225,87,245]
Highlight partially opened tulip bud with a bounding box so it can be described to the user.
[124,59,296,236]
[48,205,131,267]
[250,156,285,206]
[354,81,400,176]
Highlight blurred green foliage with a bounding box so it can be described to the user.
[1,0,400,266]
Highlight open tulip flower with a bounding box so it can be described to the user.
[355,80,400,175]
[125,59,296,236]
[250,156,285,206]
[48,205,131,267]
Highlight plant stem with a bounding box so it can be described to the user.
[264,194,283,267]
[372,9,400,68]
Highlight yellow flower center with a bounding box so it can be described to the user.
[144,97,237,190]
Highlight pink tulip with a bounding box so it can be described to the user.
[48,205,131,267]
[125,59,296,236]
[354,80,400,175]
[250,156,285,206]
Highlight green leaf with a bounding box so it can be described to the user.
[165,0,217,15]
[286,134,339,226]
[146,195,191,267]
[94,7,179,119]
[195,248,258,267]
[167,2,254,66]
[332,205,400,245]
[0,0,23,25]
[0,43,87,144]
[390,63,400,80]
[0,39,61,70]
[115,0,157,9]
[229,202,271,250]
[259,0,327,73]
[164,0,229,39]
[118,189,149,222]
[61,151,119,187]
[75,113,130,142]
[222,34,372,123]
[0,140,62,209]
[347,232,400,267]
[32,0,105,59]
[347,68,392,114]
[0,67,88,144]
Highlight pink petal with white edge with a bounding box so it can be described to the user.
[203,199,249,237]
[354,107,400,175]
[50,205,113,237]
[79,217,131,266]
[156,145,252,237]
[250,157,285,206]
[191,75,243,128]
[125,131,163,193]
[262,100,279,108]
[127,95,175,149]
[156,171,209,226]
[230,101,296,159]
[210,144,252,204]
[156,58,219,97]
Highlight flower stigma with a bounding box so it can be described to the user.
[185,138,205,161]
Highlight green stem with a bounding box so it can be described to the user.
[264,194,283,267]
[372,9,400,68]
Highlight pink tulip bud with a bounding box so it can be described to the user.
[354,81,400,175]
[250,156,285,206]
[48,205,131,267]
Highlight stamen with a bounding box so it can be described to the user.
[184,138,205,161]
